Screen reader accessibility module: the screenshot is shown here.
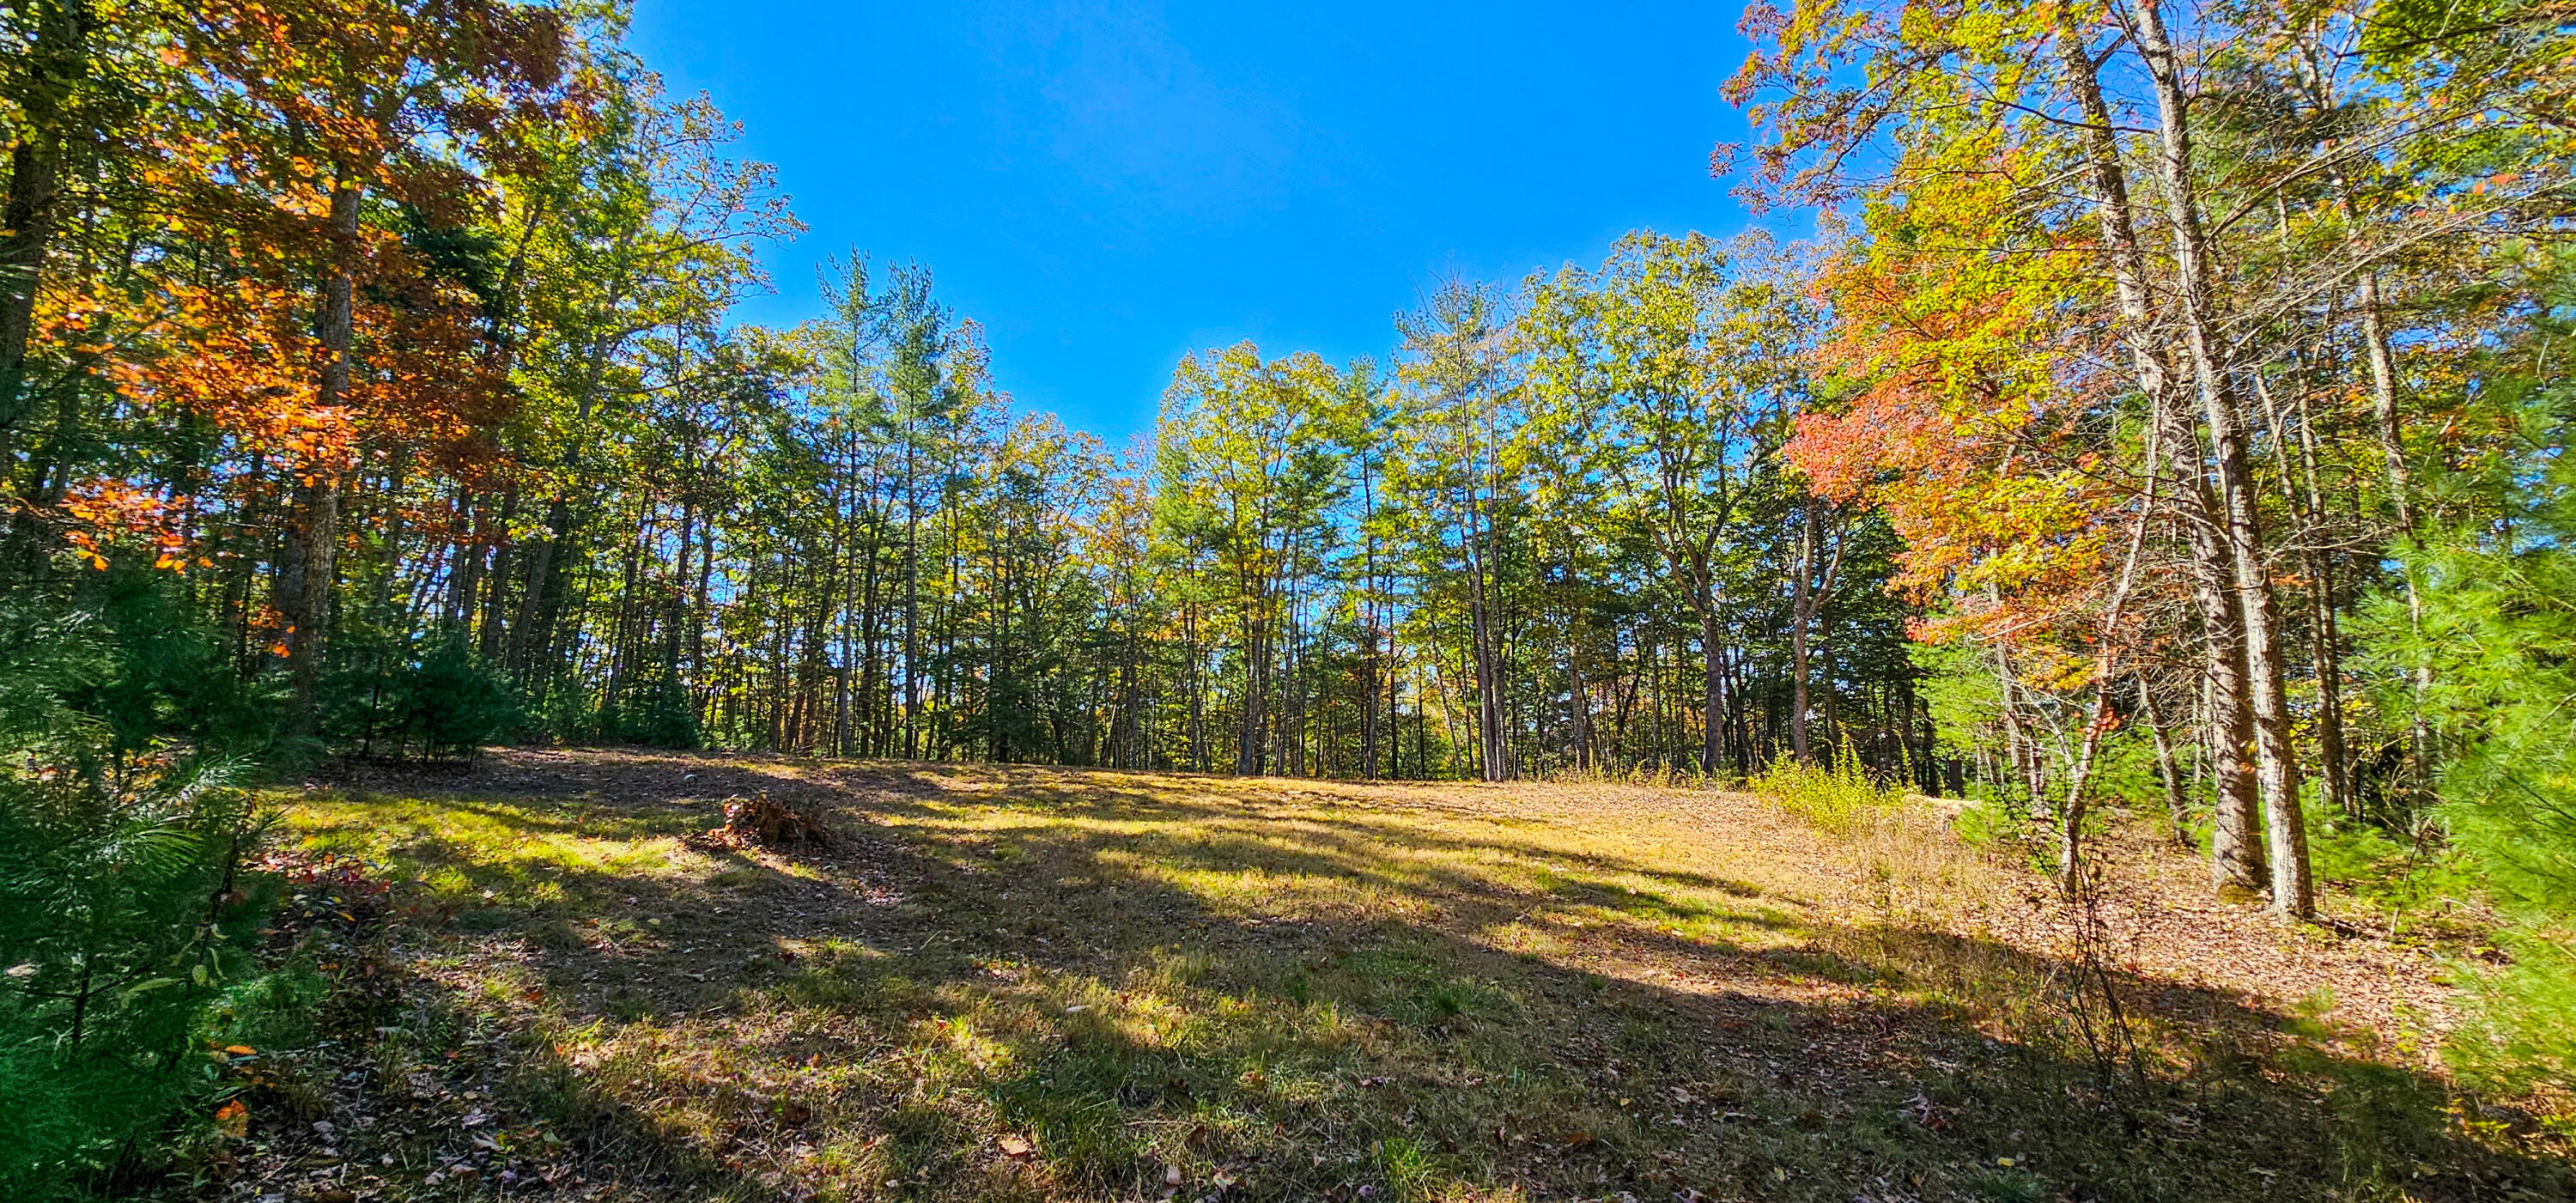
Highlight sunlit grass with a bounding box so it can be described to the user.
[286,791,700,912]
[255,753,2568,1203]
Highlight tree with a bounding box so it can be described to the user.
[1156,343,1347,775]
[1395,282,1519,781]
[171,0,568,741]
[1524,232,1800,776]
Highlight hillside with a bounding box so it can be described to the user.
[179,749,2565,1203]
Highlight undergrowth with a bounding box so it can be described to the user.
[1747,744,1904,833]
[2447,928,2576,1125]
[0,756,319,1199]
[0,599,319,1199]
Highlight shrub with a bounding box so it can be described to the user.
[2305,812,2482,938]
[0,600,313,1196]
[618,673,701,750]
[75,566,279,760]
[398,641,521,758]
[0,755,313,1197]
[2445,929,2576,1107]
[326,633,520,759]
[1950,798,2019,848]
[1750,739,1904,833]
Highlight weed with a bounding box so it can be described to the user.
[1748,740,1902,833]
[1972,1166,2046,1202]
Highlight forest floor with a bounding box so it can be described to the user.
[166,748,2570,1203]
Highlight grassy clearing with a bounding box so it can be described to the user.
[171,750,2569,1203]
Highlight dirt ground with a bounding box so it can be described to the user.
[163,748,2569,1203]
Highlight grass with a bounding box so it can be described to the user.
[162,749,2573,1203]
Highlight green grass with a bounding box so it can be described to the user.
[160,750,2576,1203]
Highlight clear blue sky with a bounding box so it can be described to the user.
[629,1,1768,441]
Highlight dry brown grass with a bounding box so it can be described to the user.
[173,749,2571,1203]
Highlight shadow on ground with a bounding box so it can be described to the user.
[227,749,2570,1203]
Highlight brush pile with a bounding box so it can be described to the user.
[691,792,831,851]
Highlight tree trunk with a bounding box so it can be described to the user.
[1698,599,1726,779]
[2057,9,2267,896]
[1790,512,1815,767]
[283,179,363,741]
[2057,475,2154,878]
[1464,488,1509,781]
[2131,0,2311,917]
[0,0,91,501]
[2137,675,2195,848]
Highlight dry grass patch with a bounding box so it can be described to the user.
[158,749,2572,1203]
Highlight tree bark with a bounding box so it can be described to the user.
[283,179,362,741]
[1789,501,1846,766]
[2137,674,2195,848]
[2059,455,2156,878]
[0,0,91,494]
[1698,601,1727,779]
[2130,0,2312,917]
[2056,5,2267,894]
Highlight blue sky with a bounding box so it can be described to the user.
[629,0,1768,442]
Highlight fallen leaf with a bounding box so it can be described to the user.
[213,1099,249,1138]
[999,1134,1034,1158]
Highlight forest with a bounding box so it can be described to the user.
[3,0,2574,1197]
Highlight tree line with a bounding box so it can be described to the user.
[352,232,1934,792]
[0,3,1939,793]
[4,0,2574,1100]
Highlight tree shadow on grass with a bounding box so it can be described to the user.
[277,749,2570,1203]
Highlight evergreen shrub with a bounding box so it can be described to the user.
[0,756,319,1197]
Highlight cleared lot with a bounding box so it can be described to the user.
[192,747,2566,1202]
